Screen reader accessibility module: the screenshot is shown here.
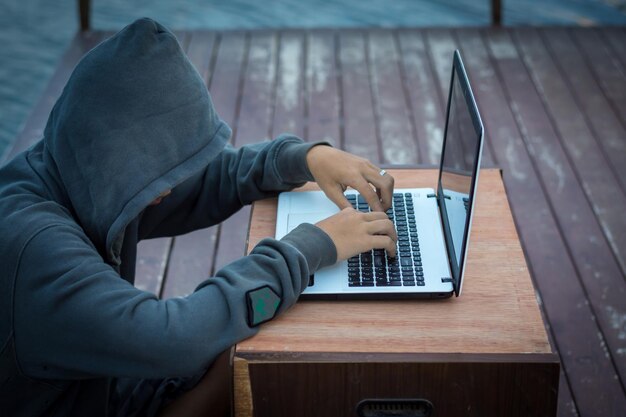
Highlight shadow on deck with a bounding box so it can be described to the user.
[3,26,625,416]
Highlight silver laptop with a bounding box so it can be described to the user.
[276,50,484,299]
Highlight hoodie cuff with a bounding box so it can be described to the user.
[274,136,332,184]
[281,223,337,275]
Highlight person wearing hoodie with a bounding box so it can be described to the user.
[0,18,397,417]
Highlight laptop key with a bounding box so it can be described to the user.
[349,282,362,287]
[403,281,416,286]
[416,281,425,286]
[400,258,412,266]
[362,282,375,287]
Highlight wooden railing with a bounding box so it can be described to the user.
[76,0,503,31]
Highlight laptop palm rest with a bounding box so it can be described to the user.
[286,212,347,293]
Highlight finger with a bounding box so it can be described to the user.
[364,168,395,211]
[361,211,390,222]
[323,182,352,210]
[351,179,383,212]
[366,219,398,243]
[370,235,397,257]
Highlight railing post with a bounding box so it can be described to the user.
[492,0,502,26]
[78,0,91,31]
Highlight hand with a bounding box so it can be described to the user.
[306,146,394,212]
[316,208,397,261]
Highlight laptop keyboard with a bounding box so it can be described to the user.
[346,192,424,287]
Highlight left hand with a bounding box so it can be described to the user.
[306,146,394,212]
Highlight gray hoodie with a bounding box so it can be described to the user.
[0,18,335,416]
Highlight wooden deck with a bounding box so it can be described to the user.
[3,27,626,416]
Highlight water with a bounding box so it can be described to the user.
[1,0,625,159]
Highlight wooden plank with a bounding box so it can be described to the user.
[136,31,195,295]
[454,27,579,417]
[305,31,341,146]
[213,31,278,273]
[2,31,106,162]
[271,31,305,139]
[514,26,626,389]
[367,30,418,164]
[205,32,248,276]
[525,27,626,270]
[338,31,379,162]
[483,28,626,416]
[235,32,278,144]
[397,30,445,165]
[233,357,253,417]
[135,238,172,295]
[541,28,626,196]
[186,31,215,85]
[159,32,219,298]
[208,32,247,130]
[424,29,496,168]
[161,228,218,298]
[201,31,250,276]
[571,28,626,126]
[172,31,190,52]
[600,27,626,71]
[246,361,558,417]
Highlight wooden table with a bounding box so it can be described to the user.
[236,168,559,417]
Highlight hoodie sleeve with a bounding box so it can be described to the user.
[139,135,329,238]
[13,221,334,381]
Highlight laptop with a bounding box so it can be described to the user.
[275,50,484,299]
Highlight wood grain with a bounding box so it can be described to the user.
[338,31,379,161]
[454,27,583,417]
[368,30,417,164]
[271,31,306,139]
[424,28,497,168]
[234,357,253,417]
[241,169,551,355]
[571,28,626,126]
[245,360,559,417]
[305,31,341,146]
[483,28,626,416]
[396,30,445,166]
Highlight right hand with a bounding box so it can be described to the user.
[315,207,397,261]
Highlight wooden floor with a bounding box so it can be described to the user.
[4,27,626,416]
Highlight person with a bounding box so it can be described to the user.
[0,18,396,417]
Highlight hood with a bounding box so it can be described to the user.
[42,18,230,264]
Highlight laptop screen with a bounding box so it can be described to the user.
[437,51,484,297]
